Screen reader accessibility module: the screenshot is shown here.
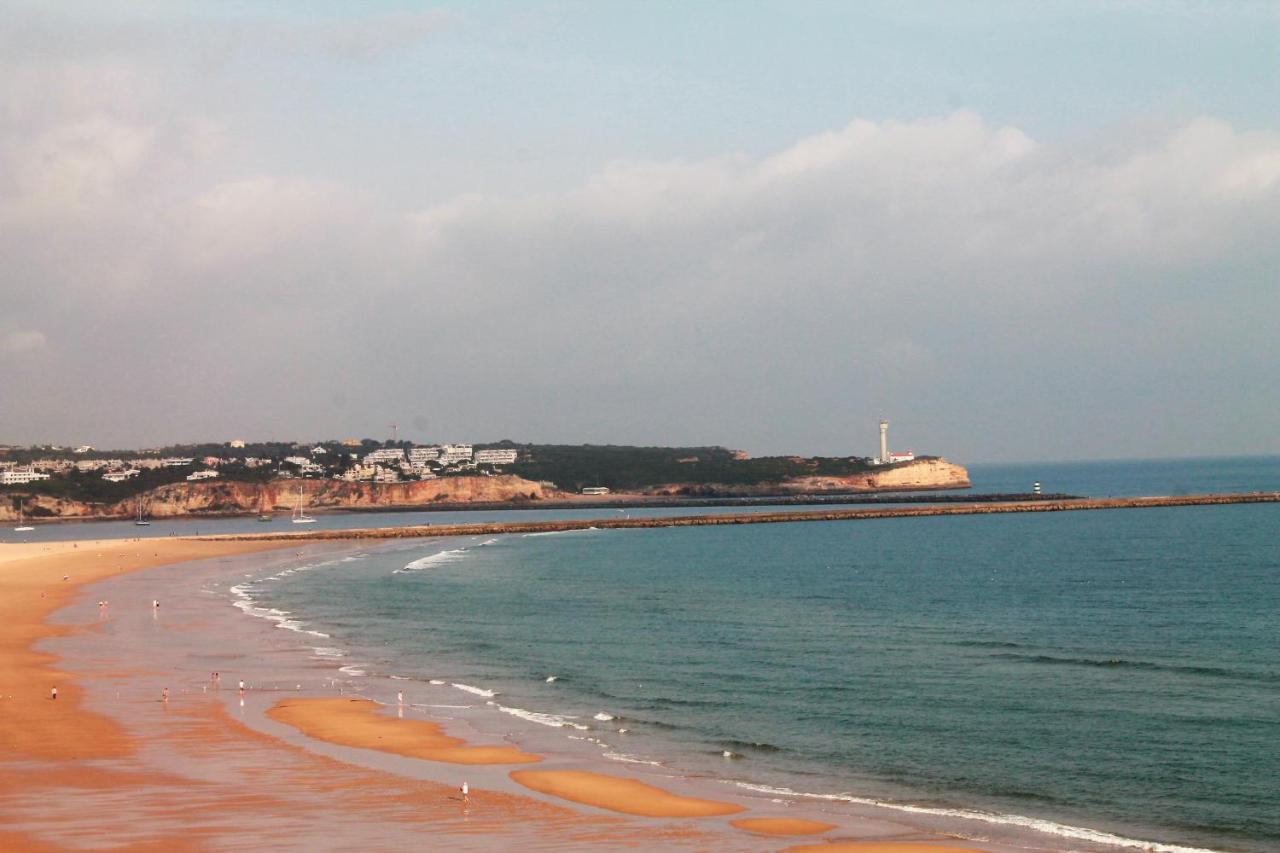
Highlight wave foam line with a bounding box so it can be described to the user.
[495,703,589,730]
[451,682,498,698]
[397,548,471,572]
[728,783,1220,853]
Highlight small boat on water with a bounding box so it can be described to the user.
[135,498,151,526]
[258,513,273,522]
[291,486,316,524]
[14,499,35,532]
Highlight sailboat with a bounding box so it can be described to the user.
[291,485,316,524]
[14,499,35,532]
[135,497,151,526]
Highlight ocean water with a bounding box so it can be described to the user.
[172,458,1280,850]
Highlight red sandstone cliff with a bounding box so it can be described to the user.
[0,459,969,521]
[1,475,552,521]
[641,458,970,497]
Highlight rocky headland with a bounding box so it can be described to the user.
[1,458,970,521]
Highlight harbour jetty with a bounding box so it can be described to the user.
[206,492,1279,542]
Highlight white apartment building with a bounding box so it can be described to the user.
[474,449,518,465]
[159,457,195,468]
[407,446,441,464]
[186,470,220,481]
[31,458,73,472]
[102,469,141,482]
[364,448,406,465]
[438,444,473,465]
[1,469,51,485]
[888,451,915,463]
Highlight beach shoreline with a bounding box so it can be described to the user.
[2,534,1233,850]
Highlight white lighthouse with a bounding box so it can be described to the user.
[879,419,889,465]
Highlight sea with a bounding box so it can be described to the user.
[39,457,1280,850]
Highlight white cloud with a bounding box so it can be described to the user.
[1,52,1278,456]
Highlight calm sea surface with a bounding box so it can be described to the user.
[237,458,1280,852]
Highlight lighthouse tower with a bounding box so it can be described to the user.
[879,420,889,465]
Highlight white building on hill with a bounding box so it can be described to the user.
[438,444,473,465]
[364,448,406,465]
[408,446,441,465]
[1,469,51,485]
[475,449,518,465]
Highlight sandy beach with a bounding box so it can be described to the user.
[0,536,1026,849]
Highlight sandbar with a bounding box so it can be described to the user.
[268,696,542,764]
[510,769,744,818]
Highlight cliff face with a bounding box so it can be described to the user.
[643,458,970,497]
[1,475,552,521]
[0,459,970,521]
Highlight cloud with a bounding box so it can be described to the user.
[1,330,47,354]
[0,50,1277,457]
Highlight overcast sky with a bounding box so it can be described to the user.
[2,1,1278,462]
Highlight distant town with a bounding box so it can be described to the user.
[0,422,957,522]
[0,439,519,489]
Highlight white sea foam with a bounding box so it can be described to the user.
[727,783,1220,853]
[389,675,409,680]
[311,647,346,658]
[593,712,615,721]
[452,683,498,698]
[545,675,558,683]
[338,665,366,676]
[397,548,470,573]
[429,679,446,685]
[603,752,661,766]
[495,703,590,730]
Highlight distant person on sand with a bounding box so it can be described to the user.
[239,680,245,693]
[461,781,469,805]
[51,686,57,700]
[162,687,169,702]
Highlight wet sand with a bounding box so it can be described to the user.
[734,817,840,836]
[510,769,745,818]
[1,536,1027,849]
[269,697,542,764]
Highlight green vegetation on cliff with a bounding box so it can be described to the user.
[495,443,887,492]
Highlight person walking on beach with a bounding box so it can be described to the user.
[162,687,169,703]
[461,781,469,806]
[238,680,245,694]
[50,686,57,700]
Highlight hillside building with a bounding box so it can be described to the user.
[1,469,51,485]
[475,449,518,465]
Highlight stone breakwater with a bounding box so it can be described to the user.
[203,492,1279,542]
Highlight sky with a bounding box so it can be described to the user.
[1,1,1278,463]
